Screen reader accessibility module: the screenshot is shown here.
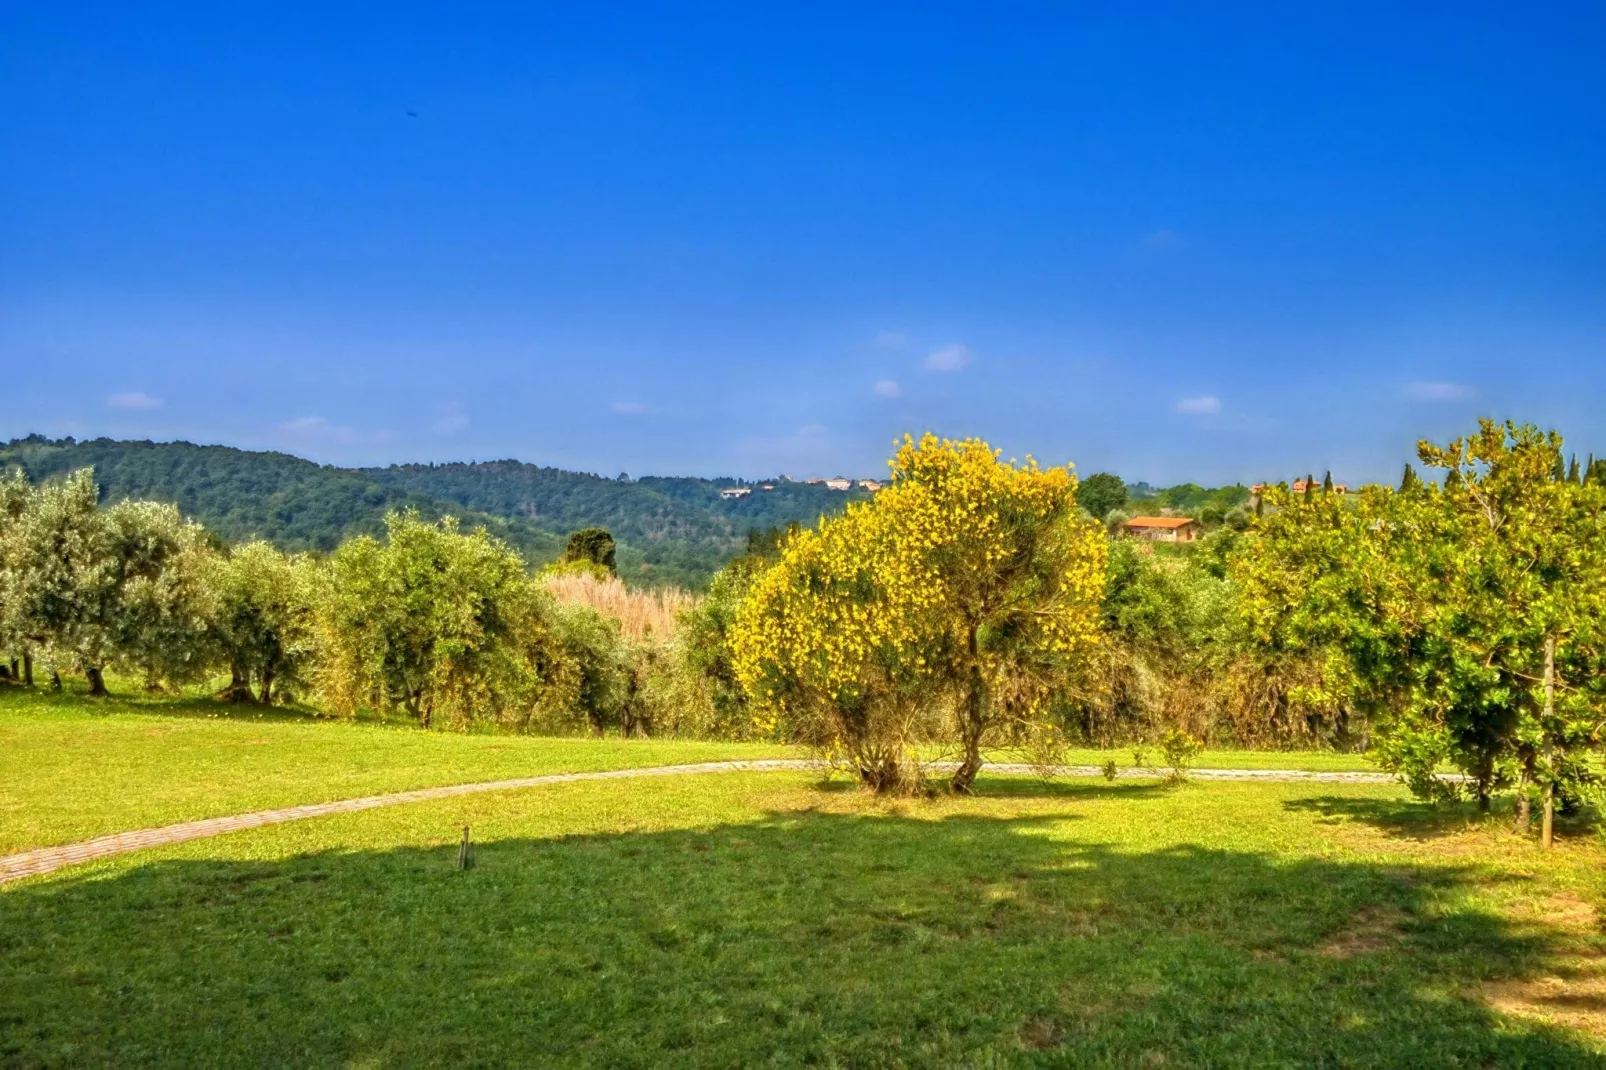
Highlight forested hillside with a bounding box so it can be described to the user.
[0,435,1259,589]
[0,437,870,588]
[362,461,873,583]
[0,434,565,566]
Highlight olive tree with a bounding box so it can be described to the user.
[318,510,555,728]
[207,541,319,704]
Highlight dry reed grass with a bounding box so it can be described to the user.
[543,571,699,643]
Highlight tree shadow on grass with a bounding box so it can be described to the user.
[1284,794,1604,844]
[968,775,1170,802]
[0,680,343,727]
[809,773,1169,804]
[2,811,1602,1068]
[1282,794,1485,840]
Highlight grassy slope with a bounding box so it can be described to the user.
[0,687,791,854]
[3,772,1603,1065]
[0,688,1377,854]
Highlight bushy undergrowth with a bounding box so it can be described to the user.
[0,462,1377,752]
[9,417,1600,817]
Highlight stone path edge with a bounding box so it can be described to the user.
[1,760,1402,885]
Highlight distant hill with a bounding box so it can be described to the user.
[0,436,871,589]
[361,461,875,586]
[0,435,1254,589]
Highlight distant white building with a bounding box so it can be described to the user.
[720,487,751,500]
[857,479,882,492]
[824,477,853,491]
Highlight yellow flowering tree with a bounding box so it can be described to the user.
[732,434,1106,793]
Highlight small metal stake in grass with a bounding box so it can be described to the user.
[457,826,475,871]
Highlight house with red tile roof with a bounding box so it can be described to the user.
[1120,516,1201,543]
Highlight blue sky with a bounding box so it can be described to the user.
[3,3,1604,483]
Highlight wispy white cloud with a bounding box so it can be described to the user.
[278,415,357,444]
[612,401,648,415]
[872,379,902,399]
[874,330,907,349]
[1175,395,1222,415]
[1405,380,1475,402]
[924,343,972,373]
[432,401,469,435]
[107,391,163,410]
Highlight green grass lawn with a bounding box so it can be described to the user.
[4,768,1604,1066]
[0,685,793,854]
[0,685,1378,855]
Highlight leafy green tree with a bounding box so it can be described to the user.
[1076,473,1128,521]
[7,469,128,694]
[1395,422,1606,839]
[103,499,217,692]
[1072,539,1203,743]
[679,560,763,737]
[562,527,617,575]
[1227,478,1380,752]
[0,469,214,696]
[319,511,554,728]
[0,470,36,682]
[208,541,319,704]
[548,602,632,736]
[1238,421,1606,839]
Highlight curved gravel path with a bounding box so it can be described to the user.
[0,760,1399,885]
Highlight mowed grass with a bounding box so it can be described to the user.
[4,768,1606,1066]
[0,685,1378,855]
[0,684,792,853]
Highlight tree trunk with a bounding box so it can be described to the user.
[1541,635,1556,850]
[855,749,915,794]
[85,666,108,697]
[223,662,254,703]
[23,652,33,687]
[1474,749,1495,812]
[258,668,274,706]
[950,625,986,795]
[1542,783,1555,850]
[50,669,62,691]
[7,657,16,680]
[1514,771,1531,835]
